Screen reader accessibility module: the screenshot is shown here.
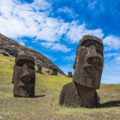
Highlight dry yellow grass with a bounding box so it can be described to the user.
[0,54,120,120]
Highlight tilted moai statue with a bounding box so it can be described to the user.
[68,72,72,77]
[52,68,58,75]
[37,64,42,73]
[12,55,35,97]
[59,35,104,107]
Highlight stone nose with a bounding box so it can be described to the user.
[20,64,31,83]
[87,56,102,67]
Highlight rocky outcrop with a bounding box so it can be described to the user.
[0,33,64,75]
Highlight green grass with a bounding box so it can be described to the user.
[0,54,120,120]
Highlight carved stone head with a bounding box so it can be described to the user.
[73,35,104,89]
[68,72,72,77]
[37,64,42,73]
[12,55,35,97]
[52,68,58,75]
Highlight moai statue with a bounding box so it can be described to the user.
[37,64,42,73]
[59,35,104,107]
[52,68,58,75]
[12,55,35,97]
[68,72,72,77]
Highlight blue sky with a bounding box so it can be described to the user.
[0,0,120,84]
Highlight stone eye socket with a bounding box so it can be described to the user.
[87,57,102,67]
[16,60,25,66]
[81,40,103,52]
[16,60,34,69]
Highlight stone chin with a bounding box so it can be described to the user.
[73,66,102,89]
[83,64,102,89]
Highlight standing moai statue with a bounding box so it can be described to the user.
[68,72,72,77]
[52,68,58,75]
[37,64,42,73]
[59,35,104,107]
[12,55,36,97]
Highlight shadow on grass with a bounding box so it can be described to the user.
[33,95,46,98]
[99,101,120,108]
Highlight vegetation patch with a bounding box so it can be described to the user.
[0,54,120,120]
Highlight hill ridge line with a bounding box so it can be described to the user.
[0,33,65,75]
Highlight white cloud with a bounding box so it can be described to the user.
[101,51,120,84]
[103,35,120,51]
[31,0,51,10]
[0,0,119,54]
[0,0,14,17]
[0,0,70,43]
[66,21,104,43]
[19,41,25,45]
[43,53,56,62]
[104,52,118,58]
[58,6,77,18]
[59,64,74,75]
[88,0,97,9]
[0,0,104,43]
[115,56,120,61]
[65,54,75,61]
[36,18,69,42]
[58,7,73,14]
[102,62,120,84]
[41,42,71,53]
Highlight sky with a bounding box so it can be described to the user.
[0,0,120,84]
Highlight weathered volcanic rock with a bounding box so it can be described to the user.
[52,68,58,75]
[59,82,98,107]
[68,72,72,77]
[37,64,42,73]
[12,55,35,97]
[59,35,104,107]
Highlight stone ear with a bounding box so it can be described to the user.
[12,66,15,84]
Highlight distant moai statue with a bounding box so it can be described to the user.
[52,68,58,75]
[59,35,104,107]
[37,64,42,73]
[68,72,72,77]
[12,54,36,97]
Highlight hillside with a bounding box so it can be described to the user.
[0,53,120,120]
[0,33,64,75]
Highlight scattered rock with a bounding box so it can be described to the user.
[52,68,58,75]
[68,72,72,77]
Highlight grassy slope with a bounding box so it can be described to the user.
[0,54,120,120]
